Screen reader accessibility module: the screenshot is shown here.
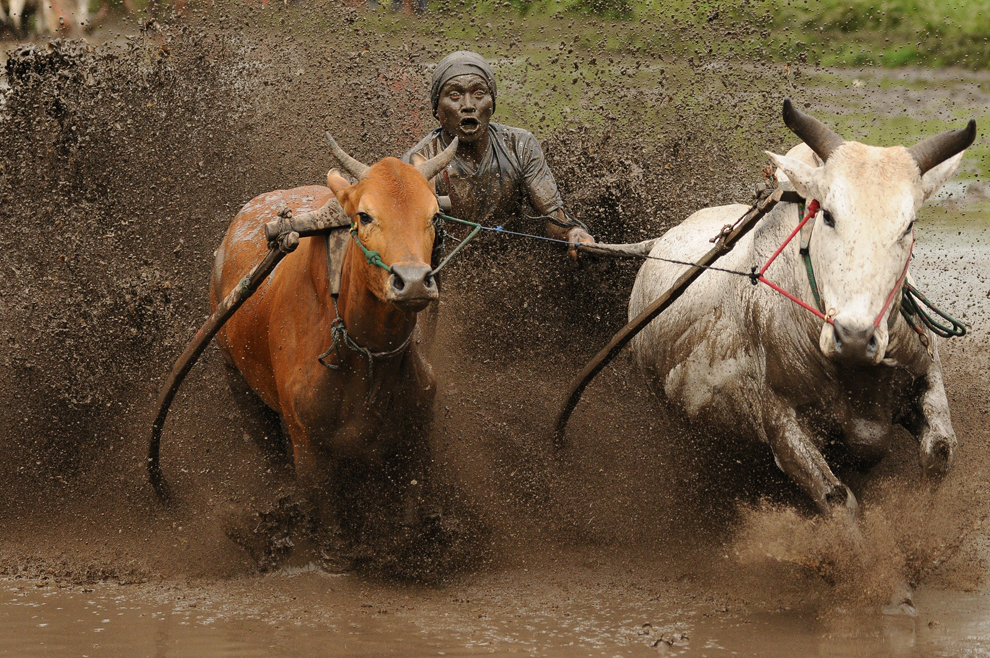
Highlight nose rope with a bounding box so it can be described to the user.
[753,200,914,332]
[874,238,914,331]
[347,220,393,273]
[752,200,836,325]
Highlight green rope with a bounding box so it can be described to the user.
[797,201,827,315]
[349,224,392,273]
[432,213,484,276]
[900,282,967,338]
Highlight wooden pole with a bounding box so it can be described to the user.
[148,199,352,501]
[553,188,789,448]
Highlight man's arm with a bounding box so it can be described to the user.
[546,209,595,259]
[516,132,596,258]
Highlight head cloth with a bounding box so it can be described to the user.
[430,50,497,118]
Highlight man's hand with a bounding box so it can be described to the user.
[567,227,595,259]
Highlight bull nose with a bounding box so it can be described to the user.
[389,263,437,311]
[832,320,880,365]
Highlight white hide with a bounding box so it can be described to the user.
[629,140,963,512]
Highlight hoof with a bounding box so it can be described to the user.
[824,483,859,522]
[883,584,918,618]
[920,433,955,481]
[221,497,302,571]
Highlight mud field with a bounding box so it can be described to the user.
[1,2,989,655]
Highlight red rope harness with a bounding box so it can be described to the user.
[756,200,834,324]
[874,238,914,330]
[756,199,913,329]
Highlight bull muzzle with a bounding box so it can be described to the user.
[825,318,885,367]
[387,263,438,312]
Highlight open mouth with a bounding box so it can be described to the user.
[459,117,480,130]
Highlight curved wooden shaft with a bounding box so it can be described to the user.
[148,246,287,501]
[264,199,350,241]
[553,188,788,448]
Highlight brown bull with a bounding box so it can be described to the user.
[208,137,458,563]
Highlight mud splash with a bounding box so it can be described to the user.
[0,0,988,644]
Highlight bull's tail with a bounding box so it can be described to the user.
[578,238,660,259]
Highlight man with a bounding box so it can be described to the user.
[404,50,596,258]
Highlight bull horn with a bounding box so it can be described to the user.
[325,132,370,180]
[415,137,459,182]
[908,120,977,176]
[782,98,845,163]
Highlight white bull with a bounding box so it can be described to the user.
[3,0,90,36]
[629,100,975,518]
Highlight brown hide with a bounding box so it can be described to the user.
[210,157,439,487]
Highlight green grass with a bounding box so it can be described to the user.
[425,0,990,68]
[771,0,990,68]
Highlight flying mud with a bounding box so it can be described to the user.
[0,2,988,654]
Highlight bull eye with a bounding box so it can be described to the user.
[822,209,835,228]
[904,220,915,236]
[357,212,373,226]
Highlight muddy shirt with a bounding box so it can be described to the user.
[403,123,564,226]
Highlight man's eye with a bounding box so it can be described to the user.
[358,212,373,225]
[822,210,835,228]
[448,92,460,100]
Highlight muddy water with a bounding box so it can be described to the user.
[1,204,987,658]
[2,573,990,657]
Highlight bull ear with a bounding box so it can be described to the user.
[327,168,357,214]
[327,168,351,196]
[765,151,825,202]
[920,151,964,202]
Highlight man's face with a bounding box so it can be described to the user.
[436,74,493,143]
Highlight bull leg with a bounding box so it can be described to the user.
[223,408,329,571]
[766,401,859,519]
[280,404,355,570]
[75,0,89,32]
[900,349,956,480]
[9,0,25,33]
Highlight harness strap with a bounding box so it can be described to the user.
[797,200,826,314]
[317,234,413,403]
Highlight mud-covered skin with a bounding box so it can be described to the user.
[630,142,960,519]
[407,67,594,253]
[210,168,442,568]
